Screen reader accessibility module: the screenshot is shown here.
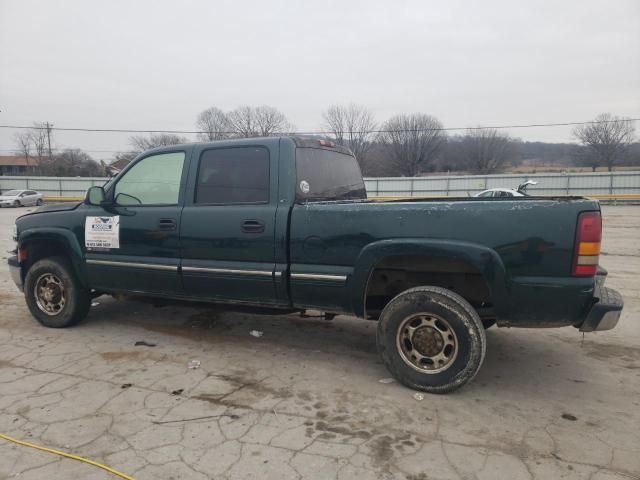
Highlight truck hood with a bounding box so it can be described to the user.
[25,201,82,214]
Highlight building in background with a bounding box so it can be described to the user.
[0,156,41,176]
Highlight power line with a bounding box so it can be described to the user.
[0,117,638,136]
[0,148,135,154]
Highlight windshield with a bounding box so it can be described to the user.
[4,190,21,196]
[295,147,366,202]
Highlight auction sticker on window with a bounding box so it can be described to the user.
[85,216,120,249]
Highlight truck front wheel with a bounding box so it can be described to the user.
[376,286,486,394]
[24,257,91,328]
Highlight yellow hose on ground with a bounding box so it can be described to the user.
[0,432,135,480]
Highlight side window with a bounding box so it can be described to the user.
[195,147,269,204]
[114,152,185,206]
[478,191,493,197]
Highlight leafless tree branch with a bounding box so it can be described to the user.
[377,114,446,176]
[573,113,636,171]
[322,104,376,168]
[196,107,231,141]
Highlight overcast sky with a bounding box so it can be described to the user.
[1,0,639,160]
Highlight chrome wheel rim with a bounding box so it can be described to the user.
[34,273,66,316]
[396,313,458,373]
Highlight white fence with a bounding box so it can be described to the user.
[1,171,640,199]
[0,177,108,198]
[364,171,640,198]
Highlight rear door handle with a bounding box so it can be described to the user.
[158,218,177,231]
[241,220,265,233]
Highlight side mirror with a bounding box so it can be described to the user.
[85,186,106,206]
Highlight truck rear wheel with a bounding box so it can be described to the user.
[376,286,486,394]
[24,256,91,328]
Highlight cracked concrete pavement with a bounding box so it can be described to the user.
[0,205,639,480]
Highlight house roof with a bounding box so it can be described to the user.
[0,156,41,167]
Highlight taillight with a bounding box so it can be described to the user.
[573,211,601,276]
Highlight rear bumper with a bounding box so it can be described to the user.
[579,279,623,332]
[8,255,23,292]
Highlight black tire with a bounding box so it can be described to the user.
[13,200,20,207]
[36,199,43,206]
[376,286,486,394]
[24,256,91,328]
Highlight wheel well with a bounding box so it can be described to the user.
[22,239,72,276]
[364,255,493,320]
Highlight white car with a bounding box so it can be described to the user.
[474,180,537,198]
[474,188,526,198]
[0,189,44,207]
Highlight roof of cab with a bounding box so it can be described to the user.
[139,136,353,157]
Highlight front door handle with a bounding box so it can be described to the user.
[158,218,177,231]
[241,220,265,233]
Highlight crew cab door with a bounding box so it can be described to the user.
[179,143,281,304]
[84,150,189,294]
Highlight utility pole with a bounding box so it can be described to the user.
[45,122,53,160]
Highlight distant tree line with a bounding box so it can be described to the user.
[13,123,103,176]
[12,109,637,177]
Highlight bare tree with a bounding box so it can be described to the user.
[573,113,636,171]
[226,106,256,137]
[378,114,446,176]
[13,131,32,166]
[29,123,49,162]
[196,107,231,141]
[255,106,294,136]
[129,133,188,152]
[12,122,52,172]
[322,104,376,167]
[107,133,189,172]
[227,105,293,137]
[42,149,102,177]
[458,128,516,173]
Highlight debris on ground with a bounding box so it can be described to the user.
[91,302,100,307]
[152,413,240,425]
[379,378,395,384]
[187,359,201,369]
[121,383,133,389]
[249,330,264,338]
[171,389,184,396]
[134,340,157,347]
[413,392,425,401]
[561,413,578,421]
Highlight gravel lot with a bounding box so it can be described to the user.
[0,205,638,480]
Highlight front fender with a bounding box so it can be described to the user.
[350,238,508,318]
[19,228,87,286]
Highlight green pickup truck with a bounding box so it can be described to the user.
[8,136,623,393]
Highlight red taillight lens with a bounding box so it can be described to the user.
[572,211,601,276]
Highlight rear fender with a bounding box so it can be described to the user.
[350,239,508,318]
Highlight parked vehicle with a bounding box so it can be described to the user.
[8,137,623,393]
[0,190,44,207]
[475,180,538,198]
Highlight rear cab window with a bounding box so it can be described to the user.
[295,146,366,202]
